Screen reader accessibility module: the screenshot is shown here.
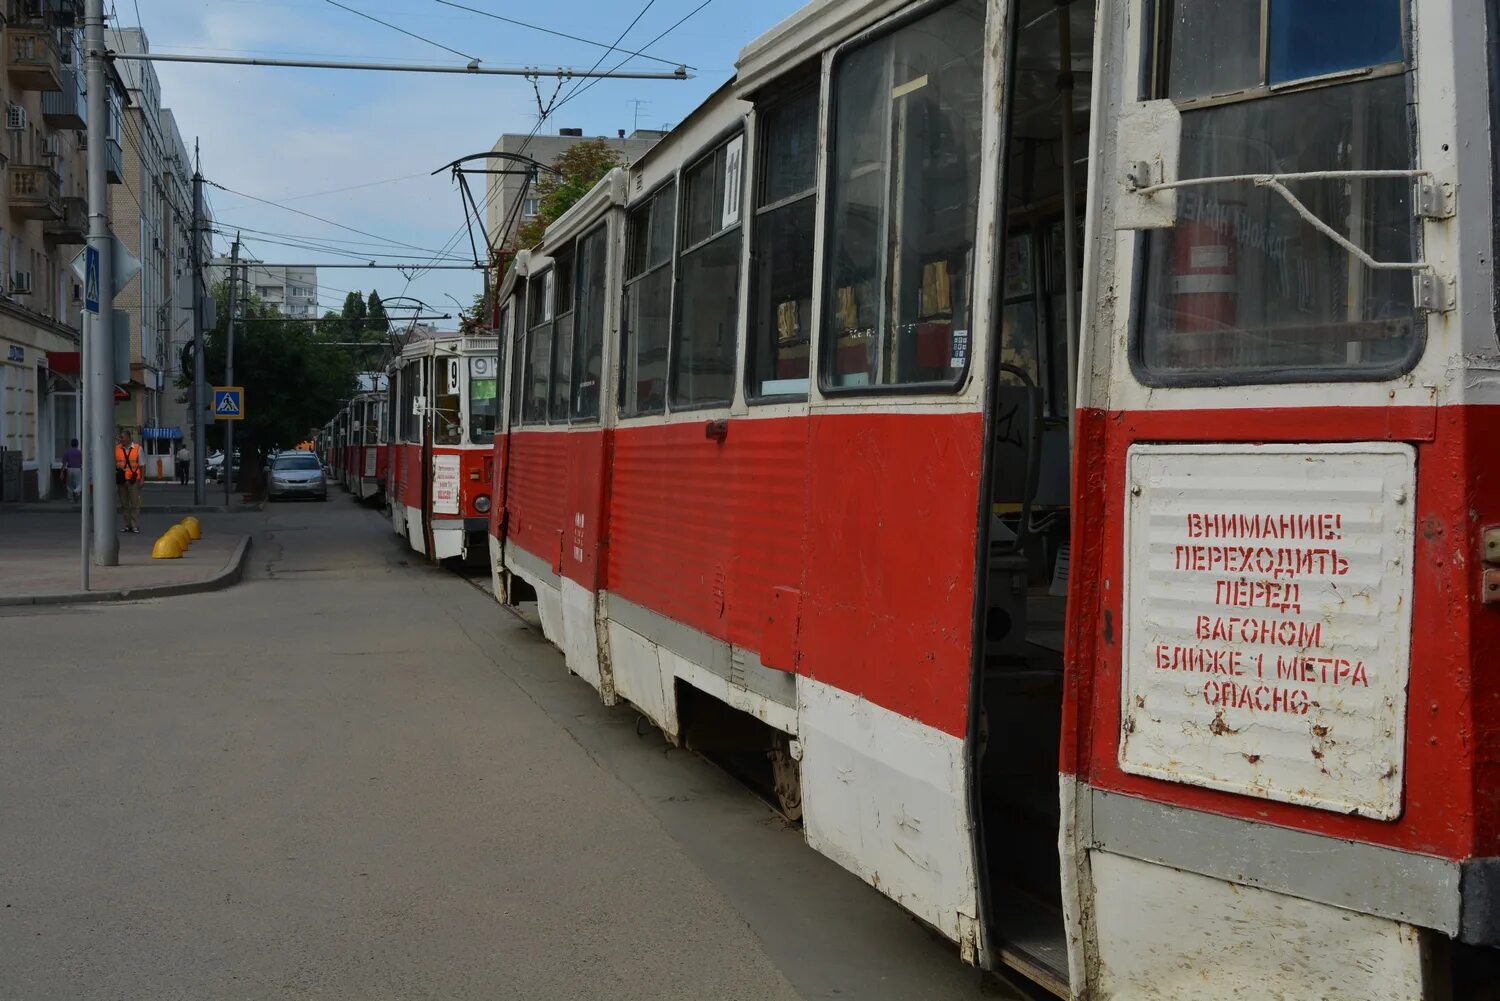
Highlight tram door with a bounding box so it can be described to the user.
[969,0,1091,990]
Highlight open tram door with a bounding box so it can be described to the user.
[969,0,1092,992]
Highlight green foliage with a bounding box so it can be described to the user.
[515,139,624,248]
[195,281,357,489]
[316,289,392,374]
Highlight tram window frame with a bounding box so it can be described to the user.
[550,250,576,422]
[671,131,745,411]
[523,270,554,425]
[1134,0,1424,387]
[619,179,676,418]
[747,80,818,404]
[818,0,987,398]
[507,297,525,428]
[571,223,609,422]
[401,360,421,442]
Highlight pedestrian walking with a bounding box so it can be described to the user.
[115,429,143,534]
[63,438,82,502]
[175,442,191,485]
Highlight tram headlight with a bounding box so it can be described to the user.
[474,494,491,514]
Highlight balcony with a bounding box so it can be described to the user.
[44,194,85,244]
[41,68,84,130]
[8,28,61,92]
[9,163,61,220]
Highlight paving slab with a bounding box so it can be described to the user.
[0,508,255,604]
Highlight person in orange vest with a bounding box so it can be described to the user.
[115,428,144,533]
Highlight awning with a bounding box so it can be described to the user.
[142,427,182,440]
[47,351,80,375]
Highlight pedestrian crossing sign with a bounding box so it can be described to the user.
[213,386,244,421]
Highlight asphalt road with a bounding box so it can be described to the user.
[0,498,1001,1000]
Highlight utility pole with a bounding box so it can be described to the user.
[224,235,239,506]
[191,145,206,504]
[85,0,117,564]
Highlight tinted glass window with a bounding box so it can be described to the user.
[551,251,575,422]
[572,224,608,421]
[275,454,321,471]
[749,87,817,401]
[621,184,675,416]
[673,137,743,408]
[1268,0,1403,84]
[823,0,985,390]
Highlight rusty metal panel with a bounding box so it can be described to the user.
[1120,443,1416,819]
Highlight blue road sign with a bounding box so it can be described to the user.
[84,246,100,314]
[212,386,245,421]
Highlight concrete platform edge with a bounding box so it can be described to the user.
[0,536,254,607]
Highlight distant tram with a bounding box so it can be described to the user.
[383,331,498,561]
[343,390,387,502]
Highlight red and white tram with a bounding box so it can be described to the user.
[343,390,387,501]
[385,330,498,561]
[484,0,1500,996]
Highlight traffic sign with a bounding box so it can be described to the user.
[84,246,100,313]
[213,386,245,420]
[69,238,142,297]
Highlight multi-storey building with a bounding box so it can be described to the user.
[0,0,126,501]
[155,105,203,464]
[483,128,664,253]
[206,258,318,319]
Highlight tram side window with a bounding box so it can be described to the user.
[435,355,462,445]
[572,224,608,421]
[524,271,554,424]
[507,300,524,427]
[822,0,985,391]
[620,181,674,416]
[401,361,421,441]
[749,85,817,401]
[672,136,743,408]
[1142,0,1416,380]
[550,251,575,422]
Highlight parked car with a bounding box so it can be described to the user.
[266,451,328,501]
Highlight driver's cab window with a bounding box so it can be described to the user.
[434,354,462,445]
[1140,0,1417,381]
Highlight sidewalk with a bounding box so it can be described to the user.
[0,508,254,605]
[4,480,261,515]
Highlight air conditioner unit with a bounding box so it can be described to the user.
[6,106,27,132]
[12,271,34,295]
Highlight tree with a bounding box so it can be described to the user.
[316,289,390,376]
[194,281,357,494]
[515,139,624,248]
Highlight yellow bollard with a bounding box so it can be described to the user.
[167,525,192,550]
[180,516,202,540]
[152,533,184,559]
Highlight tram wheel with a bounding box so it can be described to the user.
[769,734,803,823]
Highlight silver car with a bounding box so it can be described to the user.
[266,451,328,501]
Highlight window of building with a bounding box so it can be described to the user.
[523,271,553,424]
[620,181,675,416]
[672,136,743,408]
[749,86,818,400]
[1140,0,1416,381]
[822,0,986,391]
[550,250,575,422]
[522,196,541,219]
[572,224,608,421]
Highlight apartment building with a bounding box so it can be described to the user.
[206,258,318,319]
[154,105,204,460]
[0,0,126,501]
[484,128,664,252]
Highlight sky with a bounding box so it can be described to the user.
[124,0,807,326]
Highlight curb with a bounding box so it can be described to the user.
[0,536,254,608]
[4,503,262,514]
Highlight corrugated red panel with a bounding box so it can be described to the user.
[507,431,570,567]
[607,417,808,650]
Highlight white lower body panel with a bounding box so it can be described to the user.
[604,616,677,738]
[797,676,979,952]
[1082,851,1428,1000]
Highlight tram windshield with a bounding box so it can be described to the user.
[470,370,498,444]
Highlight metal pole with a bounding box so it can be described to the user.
[79,326,89,591]
[1057,0,1080,452]
[192,156,206,504]
[224,236,239,506]
[108,52,689,80]
[85,0,117,564]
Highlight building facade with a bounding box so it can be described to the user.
[206,258,318,319]
[483,128,663,252]
[0,0,125,501]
